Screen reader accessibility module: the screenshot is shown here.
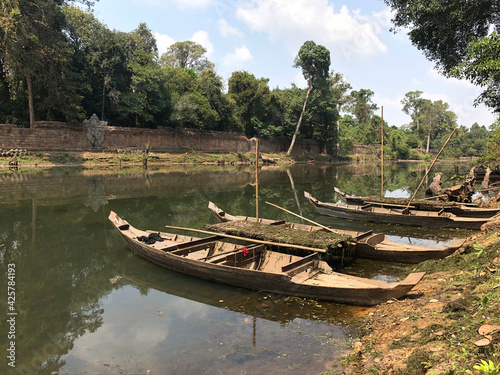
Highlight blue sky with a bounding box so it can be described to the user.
[90,0,497,128]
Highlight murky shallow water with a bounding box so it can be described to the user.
[0,161,476,374]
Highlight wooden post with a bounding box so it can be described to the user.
[403,127,457,213]
[255,138,259,222]
[381,106,384,196]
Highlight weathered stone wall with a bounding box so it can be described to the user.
[0,122,323,154]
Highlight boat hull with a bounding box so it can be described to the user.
[208,201,465,263]
[109,211,425,306]
[306,192,491,230]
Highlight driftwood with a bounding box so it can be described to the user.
[261,154,277,164]
[481,167,492,191]
[425,172,443,197]
[444,167,476,203]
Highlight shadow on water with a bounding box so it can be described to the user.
[0,161,477,374]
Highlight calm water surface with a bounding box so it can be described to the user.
[0,161,476,374]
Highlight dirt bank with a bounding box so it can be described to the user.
[343,219,500,375]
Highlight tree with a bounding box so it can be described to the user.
[401,90,423,131]
[0,0,96,126]
[159,41,214,72]
[196,69,235,131]
[329,71,353,153]
[385,0,499,73]
[385,0,500,112]
[119,23,171,128]
[349,89,378,127]
[288,41,330,154]
[418,99,457,153]
[308,78,339,153]
[228,71,270,137]
[450,32,500,113]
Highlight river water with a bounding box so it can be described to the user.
[0,161,476,374]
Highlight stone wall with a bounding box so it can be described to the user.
[0,122,323,155]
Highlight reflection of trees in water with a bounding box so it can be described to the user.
[0,204,120,374]
[85,176,108,212]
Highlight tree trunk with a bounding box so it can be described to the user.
[27,75,35,128]
[425,132,430,153]
[287,84,313,155]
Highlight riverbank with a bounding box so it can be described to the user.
[0,150,341,168]
[343,219,500,375]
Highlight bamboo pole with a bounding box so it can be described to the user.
[255,138,259,221]
[265,201,337,234]
[403,127,457,214]
[381,106,384,196]
[164,224,327,253]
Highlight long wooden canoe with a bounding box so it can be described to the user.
[208,201,465,263]
[109,211,425,305]
[305,191,494,230]
[334,187,500,218]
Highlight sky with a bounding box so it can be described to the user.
[89,0,497,128]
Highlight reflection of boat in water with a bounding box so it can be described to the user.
[109,211,425,306]
[208,201,465,264]
[334,187,500,218]
[305,192,493,230]
[112,270,367,324]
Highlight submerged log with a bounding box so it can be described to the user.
[425,172,443,197]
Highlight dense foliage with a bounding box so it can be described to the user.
[0,3,497,160]
[384,0,500,113]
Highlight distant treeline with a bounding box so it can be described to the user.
[0,2,498,159]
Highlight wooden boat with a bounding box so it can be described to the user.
[334,187,500,218]
[305,191,494,230]
[208,201,465,263]
[109,211,425,305]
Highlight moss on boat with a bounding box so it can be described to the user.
[206,221,357,268]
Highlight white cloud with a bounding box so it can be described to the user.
[191,30,214,57]
[235,0,387,60]
[154,32,175,55]
[218,18,244,38]
[223,45,253,67]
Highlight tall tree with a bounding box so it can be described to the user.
[196,69,235,131]
[350,89,378,126]
[418,99,457,153]
[0,0,95,126]
[159,41,214,73]
[121,23,170,127]
[228,71,270,137]
[288,40,330,154]
[329,71,353,153]
[401,90,423,131]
